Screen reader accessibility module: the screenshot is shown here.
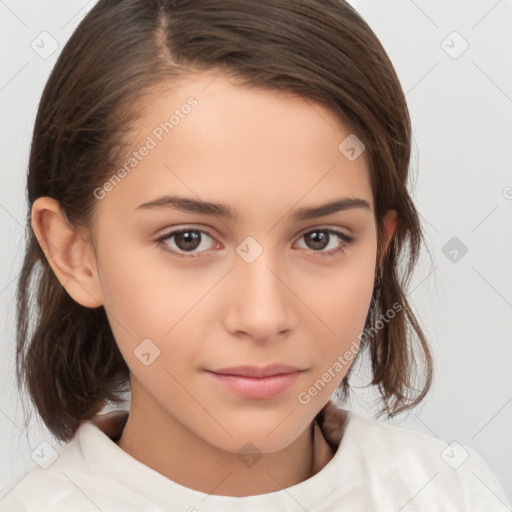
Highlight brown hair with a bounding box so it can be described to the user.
[17,0,433,443]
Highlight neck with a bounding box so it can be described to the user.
[115,378,333,497]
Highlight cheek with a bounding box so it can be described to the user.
[305,247,376,384]
[96,239,216,381]
[296,271,375,406]
[331,268,374,332]
[312,245,376,336]
[97,233,207,332]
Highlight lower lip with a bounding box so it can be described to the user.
[206,371,303,399]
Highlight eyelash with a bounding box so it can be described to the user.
[155,226,356,260]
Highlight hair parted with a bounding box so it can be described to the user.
[16,0,433,443]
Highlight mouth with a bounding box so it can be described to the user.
[205,365,306,400]
[207,363,304,378]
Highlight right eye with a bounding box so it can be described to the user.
[155,227,220,259]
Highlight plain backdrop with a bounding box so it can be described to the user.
[1,0,511,503]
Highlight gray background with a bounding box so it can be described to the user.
[1,0,511,504]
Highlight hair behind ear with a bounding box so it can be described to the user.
[16,237,130,442]
[338,196,434,418]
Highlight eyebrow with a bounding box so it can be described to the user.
[134,195,370,220]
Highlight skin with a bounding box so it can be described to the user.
[31,70,397,497]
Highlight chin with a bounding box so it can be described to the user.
[202,421,305,456]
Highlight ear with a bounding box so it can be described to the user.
[379,209,398,268]
[31,197,104,308]
[383,209,397,248]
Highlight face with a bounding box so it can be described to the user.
[85,71,390,454]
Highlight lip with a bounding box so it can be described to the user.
[206,371,303,399]
[205,364,306,400]
[208,364,304,378]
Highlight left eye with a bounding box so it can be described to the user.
[155,227,355,258]
[295,228,355,256]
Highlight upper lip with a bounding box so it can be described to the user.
[207,364,304,378]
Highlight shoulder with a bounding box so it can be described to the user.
[0,437,92,511]
[0,414,129,512]
[338,409,511,511]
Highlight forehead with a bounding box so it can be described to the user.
[96,70,374,222]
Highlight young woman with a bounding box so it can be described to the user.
[1,0,509,510]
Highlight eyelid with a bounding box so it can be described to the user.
[296,224,352,239]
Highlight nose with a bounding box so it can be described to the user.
[224,249,297,343]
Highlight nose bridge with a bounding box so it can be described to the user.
[237,239,285,306]
[227,236,295,338]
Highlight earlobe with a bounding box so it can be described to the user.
[31,197,103,308]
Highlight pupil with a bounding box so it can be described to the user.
[306,230,328,250]
[176,231,200,251]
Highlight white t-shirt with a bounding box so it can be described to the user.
[1,402,510,512]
